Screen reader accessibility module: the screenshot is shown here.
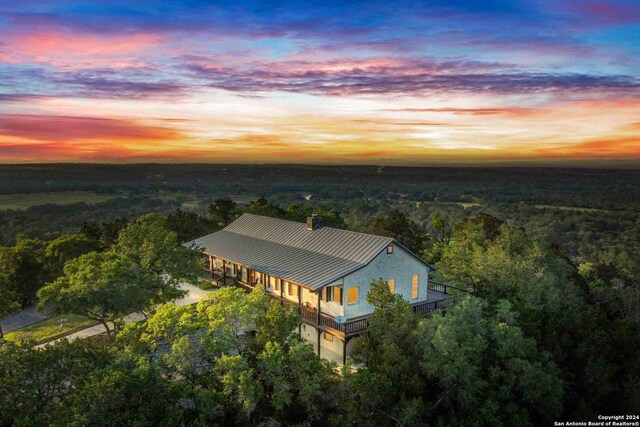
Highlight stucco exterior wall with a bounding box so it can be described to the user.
[299,323,318,352]
[300,287,317,309]
[339,245,430,319]
[319,284,344,317]
[299,324,344,364]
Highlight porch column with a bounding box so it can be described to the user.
[280,279,284,305]
[342,338,348,365]
[317,328,321,356]
[298,285,302,314]
[317,291,321,324]
[222,260,226,283]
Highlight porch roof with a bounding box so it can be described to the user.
[189,214,395,290]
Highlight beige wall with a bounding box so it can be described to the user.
[299,323,345,365]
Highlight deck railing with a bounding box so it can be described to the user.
[200,268,230,287]
[218,269,465,337]
[427,281,468,295]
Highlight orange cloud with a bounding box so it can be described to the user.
[535,136,640,158]
[0,114,181,142]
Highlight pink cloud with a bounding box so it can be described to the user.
[1,30,163,68]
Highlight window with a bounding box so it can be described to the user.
[323,331,334,342]
[412,275,419,299]
[288,282,299,297]
[322,286,344,305]
[347,287,359,304]
[274,278,280,291]
[269,276,276,289]
[388,279,395,294]
[387,244,394,254]
[333,286,343,304]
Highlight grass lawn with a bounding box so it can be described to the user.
[4,314,97,344]
[0,191,118,210]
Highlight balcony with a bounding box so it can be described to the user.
[207,266,465,338]
[200,268,236,287]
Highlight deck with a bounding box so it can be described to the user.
[201,267,466,338]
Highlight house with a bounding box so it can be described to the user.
[191,213,457,364]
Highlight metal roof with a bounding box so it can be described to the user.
[190,213,397,290]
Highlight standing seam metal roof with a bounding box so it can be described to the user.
[190,213,395,290]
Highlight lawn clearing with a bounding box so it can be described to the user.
[4,314,97,344]
[0,191,117,210]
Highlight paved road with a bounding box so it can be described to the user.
[1,305,52,334]
[36,282,214,348]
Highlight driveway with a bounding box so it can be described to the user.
[1,305,51,334]
[36,282,214,348]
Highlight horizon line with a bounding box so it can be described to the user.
[1,159,639,170]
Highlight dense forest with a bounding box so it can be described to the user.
[0,164,638,425]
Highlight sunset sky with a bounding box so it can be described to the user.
[1,0,639,164]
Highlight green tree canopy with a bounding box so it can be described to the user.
[0,280,20,339]
[58,354,184,427]
[0,339,114,426]
[244,197,286,218]
[38,252,155,335]
[114,214,201,304]
[346,278,426,426]
[207,198,239,227]
[365,209,425,253]
[166,208,216,242]
[0,238,51,306]
[45,233,102,277]
[417,296,564,426]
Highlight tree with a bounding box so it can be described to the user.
[347,278,425,425]
[45,233,102,277]
[0,281,20,339]
[132,303,204,380]
[436,219,640,418]
[114,214,201,304]
[196,286,271,356]
[366,209,425,253]
[0,339,114,426]
[38,252,155,336]
[244,198,286,219]
[253,300,300,350]
[129,286,341,425]
[417,296,564,425]
[430,210,453,245]
[207,198,239,227]
[58,354,183,427]
[80,217,129,249]
[423,210,455,263]
[166,208,216,242]
[0,238,51,306]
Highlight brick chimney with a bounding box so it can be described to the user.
[306,214,323,231]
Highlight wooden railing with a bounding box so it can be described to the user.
[338,300,453,336]
[300,305,317,323]
[427,281,468,295]
[344,317,369,335]
[223,272,464,338]
[200,268,227,286]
